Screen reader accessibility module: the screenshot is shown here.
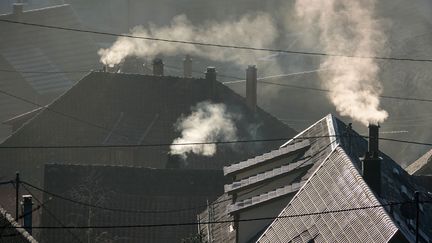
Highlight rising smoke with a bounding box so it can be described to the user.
[170,102,238,159]
[98,13,277,67]
[295,0,388,126]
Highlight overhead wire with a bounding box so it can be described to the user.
[18,138,332,215]
[22,184,85,243]
[0,134,431,149]
[2,19,432,63]
[4,200,429,230]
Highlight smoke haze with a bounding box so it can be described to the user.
[170,102,238,159]
[295,0,388,126]
[98,13,277,67]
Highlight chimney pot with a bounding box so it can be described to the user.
[183,55,192,78]
[12,3,24,16]
[205,67,217,99]
[246,65,257,112]
[22,195,33,235]
[152,58,164,76]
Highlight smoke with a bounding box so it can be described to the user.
[98,13,278,67]
[295,0,388,126]
[170,102,238,159]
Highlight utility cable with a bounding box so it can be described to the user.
[21,184,84,243]
[258,81,432,103]
[0,89,129,140]
[5,200,430,230]
[1,134,432,149]
[2,19,432,63]
[18,139,331,215]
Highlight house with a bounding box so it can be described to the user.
[0,64,296,186]
[0,206,38,243]
[0,3,100,140]
[199,114,432,243]
[40,164,225,243]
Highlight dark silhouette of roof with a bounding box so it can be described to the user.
[41,164,225,243]
[0,4,99,140]
[0,72,296,184]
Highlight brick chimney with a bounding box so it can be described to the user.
[362,124,381,196]
[246,65,257,112]
[152,58,164,76]
[183,55,192,78]
[205,67,217,99]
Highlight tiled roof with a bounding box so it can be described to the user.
[227,181,305,214]
[0,4,99,140]
[0,72,297,183]
[257,147,399,243]
[224,156,312,193]
[203,114,432,242]
[223,140,310,176]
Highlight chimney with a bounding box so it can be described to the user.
[152,58,164,76]
[22,195,33,235]
[205,67,217,99]
[166,153,182,169]
[246,65,257,112]
[183,55,192,78]
[362,124,381,196]
[12,3,24,17]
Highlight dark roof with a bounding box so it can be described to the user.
[0,206,38,243]
[0,4,99,140]
[41,164,225,243]
[0,72,296,184]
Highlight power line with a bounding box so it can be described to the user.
[0,69,90,74]
[2,19,432,63]
[0,89,129,140]
[19,139,333,215]
[259,81,432,103]
[0,136,332,149]
[5,201,427,229]
[1,134,431,149]
[22,184,84,243]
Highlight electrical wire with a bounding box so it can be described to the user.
[0,69,90,74]
[4,200,428,230]
[2,19,432,63]
[0,89,129,140]
[18,139,332,215]
[22,184,84,243]
[1,134,431,149]
[258,81,432,103]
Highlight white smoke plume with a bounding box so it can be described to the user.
[170,102,238,159]
[98,13,277,67]
[295,0,388,126]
